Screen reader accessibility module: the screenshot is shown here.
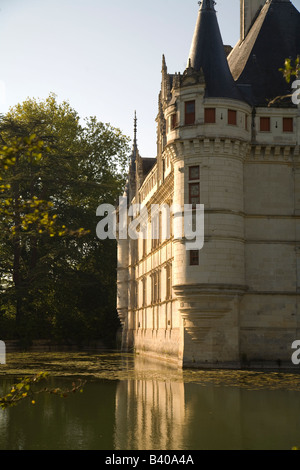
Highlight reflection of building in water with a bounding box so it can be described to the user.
[114,358,186,450]
[0,408,9,448]
[115,374,300,450]
[114,380,185,450]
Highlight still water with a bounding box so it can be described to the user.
[0,352,300,450]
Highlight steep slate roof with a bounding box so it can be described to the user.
[188,0,243,100]
[142,158,156,175]
[228,0,300,106]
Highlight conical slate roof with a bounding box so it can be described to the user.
[188,0,243,100]
[228,0,300,106]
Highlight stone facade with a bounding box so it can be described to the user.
[117,0,300,368]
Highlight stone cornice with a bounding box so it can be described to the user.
[246,144,300,163]
[165,138,250,162]
[164,138,300,164]
[173,283,248,297]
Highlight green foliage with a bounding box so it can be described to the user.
[0,372,85,409]
[0,134,68,238]
[0,93,130,346]
[279,56,300,84]
[268,56,300,106]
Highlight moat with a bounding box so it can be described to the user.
[0,352,300,450]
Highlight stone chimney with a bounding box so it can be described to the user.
[240,0,265,40]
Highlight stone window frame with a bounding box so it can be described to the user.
[190,250,199,266]
[189,165,200,181]
[188,165,200,209]
[142,277,147,308]
[170,112,178,130]
[260,116,271,132]
[204,108,216,124]
[228,109,237,126]
[282,117,293,133]
[151,270,161,305]
[185,100,196,126]
[165,263,172,301]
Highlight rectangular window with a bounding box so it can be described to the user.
[166,264,172,300]
[142,278,147,307]
[132,241,138,266]
[204,108,216,124]
[260,117,270,132]
[228,109,237,125]
[245,114,248,131]
[143,237,147,259]
[190,250,199,266]
[135,281,138,309]
[283,117,293,133]
[189,166,200,181]
[151,271,160,304]
[157,270,160,303]
[151,213,159,250]
[152,237,159,251]
[189,183,200,207]
[185,101,195,125]
[151,274,155,304]
[171,113,177,130]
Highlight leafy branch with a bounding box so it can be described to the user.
[268,56,300,107]
[0,134,90,239]
[279,57,300,84]
[0,372,86,409]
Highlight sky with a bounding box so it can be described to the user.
[0,0,299,157]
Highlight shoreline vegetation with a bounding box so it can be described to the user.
[1,351,300,392]
[3,338,109,352]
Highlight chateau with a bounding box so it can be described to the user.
[117,0,300,368]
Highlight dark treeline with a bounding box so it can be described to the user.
[0,94,130,348]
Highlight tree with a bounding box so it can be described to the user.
[0,94,130,346]
[268,56,300,106]
[279,56,300,84]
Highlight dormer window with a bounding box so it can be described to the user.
[228,109,237,126]
[283,117,293,133]
[204,108,216,124]
[260,117,270,132]
[185,101,196,125]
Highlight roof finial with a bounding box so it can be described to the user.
[162,54,167,74]
[129,111,138,169]
[134,110,137,149]
[198,0,216,10]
